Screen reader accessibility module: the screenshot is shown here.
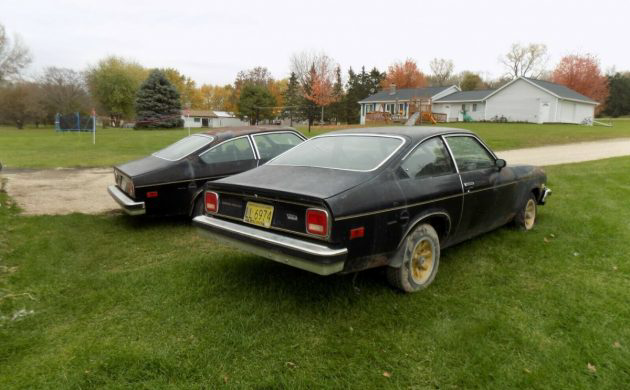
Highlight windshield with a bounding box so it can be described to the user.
[269,135,404,171]
[153,134,214,161]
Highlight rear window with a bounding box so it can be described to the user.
[269,135,404,171]
[153,134,213,161]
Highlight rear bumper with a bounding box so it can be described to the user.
[107,185,145,215]
[193,215,347,275]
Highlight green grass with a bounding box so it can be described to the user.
[2,121,630,169]
[1,157,629,388]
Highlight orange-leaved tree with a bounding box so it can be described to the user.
[381,59,427,89]
[552,54,609,108]
[304,60,339,123]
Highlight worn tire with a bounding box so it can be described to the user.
[386,223,440,293]
[514,193,537,231]
[191,194,205,218]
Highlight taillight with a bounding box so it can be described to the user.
[205,191,219,213]
[306,208,328,236]
[146,191,158,198]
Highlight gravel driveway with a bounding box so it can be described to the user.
[3,137,630,216]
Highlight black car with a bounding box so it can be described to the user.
[193,127,551,292]
[108,126,306,217]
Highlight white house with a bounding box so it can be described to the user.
[181,110,249,128]
[359,77,598,125]
[358,85,460,125]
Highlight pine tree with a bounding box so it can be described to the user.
[283,72,302,121]
[135,69,182,129]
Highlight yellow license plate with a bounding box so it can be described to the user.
[244,202,274,228]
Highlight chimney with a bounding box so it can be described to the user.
[389,84,396,95]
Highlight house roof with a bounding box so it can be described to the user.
[435,89,495,102]
[359,86,452,103]
[183,110,238,118]
[523,78,598,104]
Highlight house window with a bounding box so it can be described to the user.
[194,117,200,122]
[472,104,477,112]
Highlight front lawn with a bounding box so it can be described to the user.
[2,121,630,169]
[1,157,628,388]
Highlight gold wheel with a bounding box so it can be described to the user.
[524,198,536,230]
[410,239,434,284]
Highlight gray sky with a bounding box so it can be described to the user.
[2,0,628,85]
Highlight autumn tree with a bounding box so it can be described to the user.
[134,70,182,129]
[429,58,454,86]
[0,24,31,83]
[85,56,148,126]
[162,68,202,108]
[0,82,39,128]
[381,59,427,88]
[552,54,609,106]
[460,72,485,91]
[500,43,548,79]
[304,61,338,123]
[199,84,236,111]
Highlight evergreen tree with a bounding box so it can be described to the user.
[342,66,384,124]
[135,69,182,128]
[236,84,276,124]
[604,73,630,117]
[283,72,302,121]
[328,66,344,123]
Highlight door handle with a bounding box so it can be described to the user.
[463,181,475,191]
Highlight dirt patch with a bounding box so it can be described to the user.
[1,168,117,215]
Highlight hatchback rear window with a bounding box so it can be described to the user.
[153,134,214,161]
[269,135,404,171]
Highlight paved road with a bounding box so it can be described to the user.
[497,138,630,166]
[3,138,630,215]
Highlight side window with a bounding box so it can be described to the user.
[445,136,495,172]
[400,137,455,179]
[200,137,254,164]
[253,132,303,160]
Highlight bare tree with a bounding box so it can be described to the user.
[429,58,454,86]
[500,43,548,79]
[0,24,31,83]
[290,50,335,87]
[39,67,91,116]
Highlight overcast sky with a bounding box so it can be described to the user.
[2,0,628,85]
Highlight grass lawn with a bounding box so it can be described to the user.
[2,121,630,169]
[1,157,629,388]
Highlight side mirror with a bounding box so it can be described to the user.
[495,159,506,170]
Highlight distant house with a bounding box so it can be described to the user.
[359,76,598,125]
[181,110,249,128]
[358,85,459,125]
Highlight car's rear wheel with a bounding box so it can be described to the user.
[387,223,440,293]
[515,193,537,230]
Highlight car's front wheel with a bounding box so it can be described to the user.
[387,223,440,293]
[514,193,537,230]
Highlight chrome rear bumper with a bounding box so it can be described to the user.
[107,185,145,215]
[193,215,347,275]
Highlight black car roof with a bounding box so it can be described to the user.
[323,126,473,142]
[200,126,301,142]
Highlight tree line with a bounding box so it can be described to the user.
[1,23,629,129]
